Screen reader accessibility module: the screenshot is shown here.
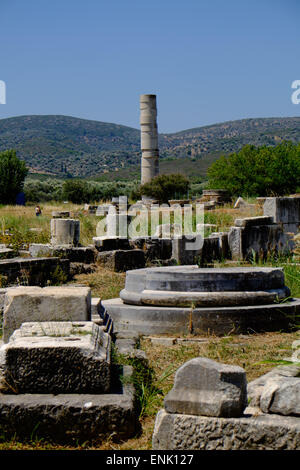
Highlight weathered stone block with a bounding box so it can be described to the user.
[263,197,300,224]
[29,244,96,264]
[0,321,111,394]
[130,237,172,262]
[0,365,137,443]
[235,216,274,227]
[228,222,292,260]
[248,365,300,415]
[93,237,131,251]
[97,249,145,272]
[0,257,70,286]
[164,357,247,418]
[28,243,53,258]
[152,409,300,450]
[172,236,203,265]
[3,286,91,343]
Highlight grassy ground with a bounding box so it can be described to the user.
[0,197,262,249]
[0,200,299,450]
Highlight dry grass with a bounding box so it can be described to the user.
[70,267,126,300]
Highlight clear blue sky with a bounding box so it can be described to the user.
[0,0,299,132]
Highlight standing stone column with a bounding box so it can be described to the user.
[50,219,80,246]
[140,94,159,185]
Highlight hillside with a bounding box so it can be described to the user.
[0,115,300,178]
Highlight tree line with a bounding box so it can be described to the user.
[0,142,299,205]
[207,141,300,197]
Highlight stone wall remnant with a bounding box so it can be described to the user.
[263,196,300,236]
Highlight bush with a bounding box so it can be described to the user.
[62,179,89,203]
[207,141,300,197]
[135,174,190,203]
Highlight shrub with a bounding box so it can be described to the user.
[62,179,89,204]
[207,141,300,197]
[135,174,190,203]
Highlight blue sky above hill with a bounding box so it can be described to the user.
[0,0,299,132]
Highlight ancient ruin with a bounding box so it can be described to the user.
[0,291,141,442]
[101,265,300,336]
[0,193,299,448]
[140,94,159,184]
[152,357,300,450]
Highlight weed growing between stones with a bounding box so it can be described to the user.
[111,345,174,419]
[0,274,8,288]
[48,265,68,286]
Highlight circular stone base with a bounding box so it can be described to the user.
[120,266,289,307]
[101,297,300,336]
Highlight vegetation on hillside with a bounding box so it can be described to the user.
[1,115,300,178]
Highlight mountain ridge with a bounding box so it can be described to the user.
[0,114,299,178]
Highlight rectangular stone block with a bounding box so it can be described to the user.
[0,257,70,286]
[0,321,111,394]
[171,236,203,265]
[0,365,137,443]
[93,237,131,251]
[263,197,300,224]
[228,223,293,261]
[235,216,274,228]
[3,286,91,343]
[96,249,145,272]
[164,357,247,418]
[152,409,300,450]
[29,244,53,258]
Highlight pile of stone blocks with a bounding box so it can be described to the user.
[0,319,140,443]
[228,215,292,261]
[0,284,147,443]
[152,357,300,450]
[197,189,231,209]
